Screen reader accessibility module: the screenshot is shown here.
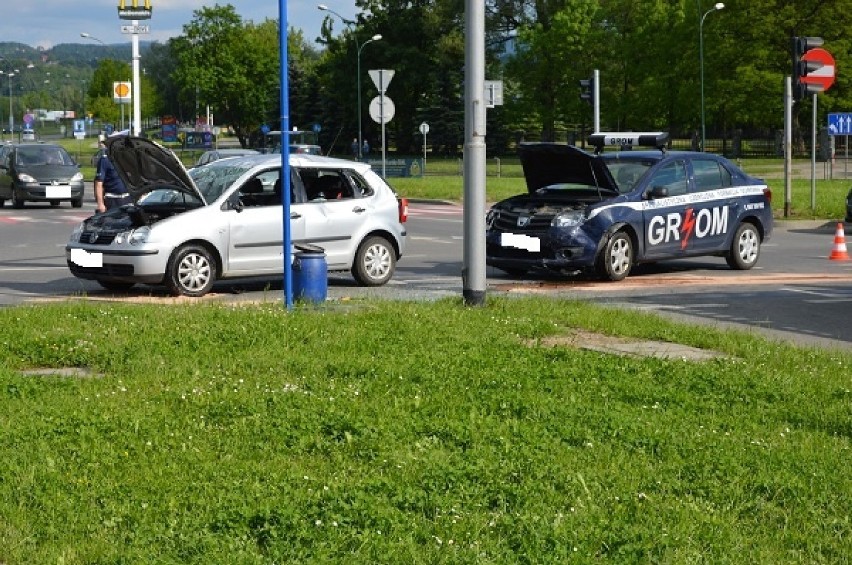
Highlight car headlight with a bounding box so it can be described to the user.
[69,222,84,243]
[17,173,37,183]
[551,210,587,228]
[71,172,84,182]
[114,226,151,245]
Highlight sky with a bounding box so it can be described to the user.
[0,0,358,50]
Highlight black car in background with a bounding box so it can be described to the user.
[846,187,852,223]
[0,143,84,208]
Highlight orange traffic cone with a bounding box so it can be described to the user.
[829,223,850,261]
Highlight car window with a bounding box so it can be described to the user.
[648,160,688,196]
[237,170,287,207]
[692,158,732,191]
[345,171,373,197]
[302,170,354,201]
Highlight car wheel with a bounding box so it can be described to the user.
[0,199,5,208]
[12,189,24,209]
[97,279,136,292]
[598,230,633,281]
[165,244,216,297]
[50,200,60,207]
[71,198,83,208]
[726,222,760,270]
[352,236,396,286]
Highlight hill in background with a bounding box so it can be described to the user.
[1,41,152,68]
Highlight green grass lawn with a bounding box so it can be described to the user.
[1,298,849,563]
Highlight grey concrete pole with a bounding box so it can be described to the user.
[132,22,142,136]
[784,76,792,217]
[462,0,486,306]
[593,69,600,133]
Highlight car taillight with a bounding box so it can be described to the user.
[763,187,772,203]
[398,197,409,223]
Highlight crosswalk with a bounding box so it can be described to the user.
[406,204,464,218]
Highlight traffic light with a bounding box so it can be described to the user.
[579,77,594,105]
[792,36,824,100]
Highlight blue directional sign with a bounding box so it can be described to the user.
[828,113,852,135]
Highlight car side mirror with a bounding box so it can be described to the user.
[224,192,244,212]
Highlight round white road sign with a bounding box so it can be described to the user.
[369,96,395,123]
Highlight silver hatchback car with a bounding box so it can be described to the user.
[66,137,408,296]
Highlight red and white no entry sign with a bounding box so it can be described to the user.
[801,47,835,92]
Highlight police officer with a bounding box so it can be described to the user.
[94,137,131,213]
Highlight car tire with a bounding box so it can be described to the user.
[12,189,25,209]
[50,200,60,207]
[726,222,760,270]
[71,198,83,208]
[0,199,5,208]
[352,236,396,286]
[97,279,136,292]
[598,230,633,281]
[165,244,216,297]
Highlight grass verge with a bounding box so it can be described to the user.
[1,298,849,563]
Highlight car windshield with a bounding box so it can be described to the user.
[606,161,654,193]
[16,146,73,166]
[138,188,203,206]
[189,163,253,202]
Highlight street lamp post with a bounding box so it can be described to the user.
[318,4,382,159]
[0,59,20,141]
[5,73,14,141]
[699,2,724,152]
[357,35,382,159]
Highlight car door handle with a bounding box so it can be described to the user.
[291,212,302,219]
[352,206,366,213]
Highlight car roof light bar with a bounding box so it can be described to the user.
[588,132,669,154]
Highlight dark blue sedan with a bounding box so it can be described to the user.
[486,132,774,280]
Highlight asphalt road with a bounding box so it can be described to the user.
[1,198,850,350]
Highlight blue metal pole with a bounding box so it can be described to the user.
[280,0,293,309]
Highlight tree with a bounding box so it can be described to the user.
[504,0,598,141]
[87,59,133,128]
[170,5,280,147]
[145,41,187,121]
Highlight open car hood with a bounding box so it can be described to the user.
[107,136,206,205]
[518,143,619,194]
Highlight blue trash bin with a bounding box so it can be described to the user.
[292,244,327,302]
